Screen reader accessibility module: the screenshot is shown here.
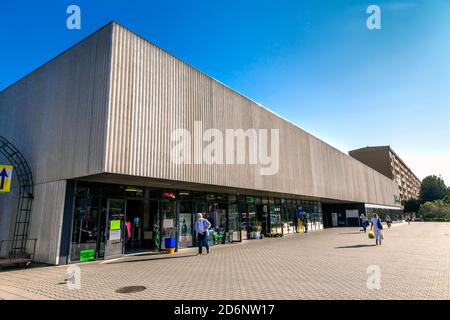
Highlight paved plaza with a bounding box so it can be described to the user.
[0,222,449,300]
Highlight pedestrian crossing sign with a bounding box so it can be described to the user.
[0,165,13,193]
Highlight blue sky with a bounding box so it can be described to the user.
[1,0,449,182]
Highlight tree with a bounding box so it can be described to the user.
[446,187,450,204]
[419,201,450,220]
[403,199,420,213]
[419,175,447,203]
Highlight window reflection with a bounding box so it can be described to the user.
[70,186,100,261]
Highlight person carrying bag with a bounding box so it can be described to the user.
[370,213,383,245]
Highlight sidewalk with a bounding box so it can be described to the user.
[0,222,448,300]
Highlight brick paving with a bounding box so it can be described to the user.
[0,222,449,300]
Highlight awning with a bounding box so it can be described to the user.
[365,203,402,210]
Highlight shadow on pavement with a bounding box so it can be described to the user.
[0,261,51,272]
[106,253,199,264]
[339,232,363,235]
[335,244,376,249]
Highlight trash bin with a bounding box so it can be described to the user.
[164,237,176,254]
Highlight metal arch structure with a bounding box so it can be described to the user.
[0,136,34,258]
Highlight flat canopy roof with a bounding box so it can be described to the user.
[365,203,402,210]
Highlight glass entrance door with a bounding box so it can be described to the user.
[178,201,194,248]
[270,205,282,235]
[256,204,269,235]
[246,204,257,239]
[228,203,241,242]
[160,201,177,250]
[146,200,160,251]
[207,202,228,245]
[125,200,146,253]
[104,199,126,259]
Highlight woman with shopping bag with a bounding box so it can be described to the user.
[370,213,383,245]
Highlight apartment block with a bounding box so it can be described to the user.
[349,146,421,202]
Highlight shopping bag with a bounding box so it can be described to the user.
[377,218,383,230]
[299,225,305,233]
[368,228,375,239]
[379,230,384,240]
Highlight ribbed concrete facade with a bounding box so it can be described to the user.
[0,25,111,185]
[0,24,112,264]
[105,23,399,205]
[27,180,67,264]
[0,22,400,264]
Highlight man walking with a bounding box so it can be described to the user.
[195,213,211,256]
[360,213,369,233]
[385,215,392,228]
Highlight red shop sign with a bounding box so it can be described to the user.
[162,192,176,199]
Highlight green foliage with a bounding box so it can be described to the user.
[419,200,450,220]
[419,175,447,203]
[403,198,420,213]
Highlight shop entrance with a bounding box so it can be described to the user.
[228,202,241,242]
[103,198,163,258]
[256,204,269,235]
[145,200,159,251]
[159,200,177,250]
[124,200,146,254]
[206,202,228,245]
[269,205,283,236]
[104,199,126,259]
[178,201,194,248]
[125,199,176,254]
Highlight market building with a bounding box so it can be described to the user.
[0,22,401,265]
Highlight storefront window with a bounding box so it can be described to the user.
[269,205,282,235]
[309,203,323,230]
[240,211,248,240]
[207,202,227,245]
[70,184,101,262]
[148,200,160,251]
[261,204,270,235]
[366,207,401,221]
[179,201,193,248]
[247,204,258,238]
[160,201,176,250]
[124,199,146,253]
[68,181,327,260]
[104,199,126,258]
[281,203,291,235]
[228,203,241,242]
[97,199,107,258]
[239,197,252,240]
[296,200,323,231]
